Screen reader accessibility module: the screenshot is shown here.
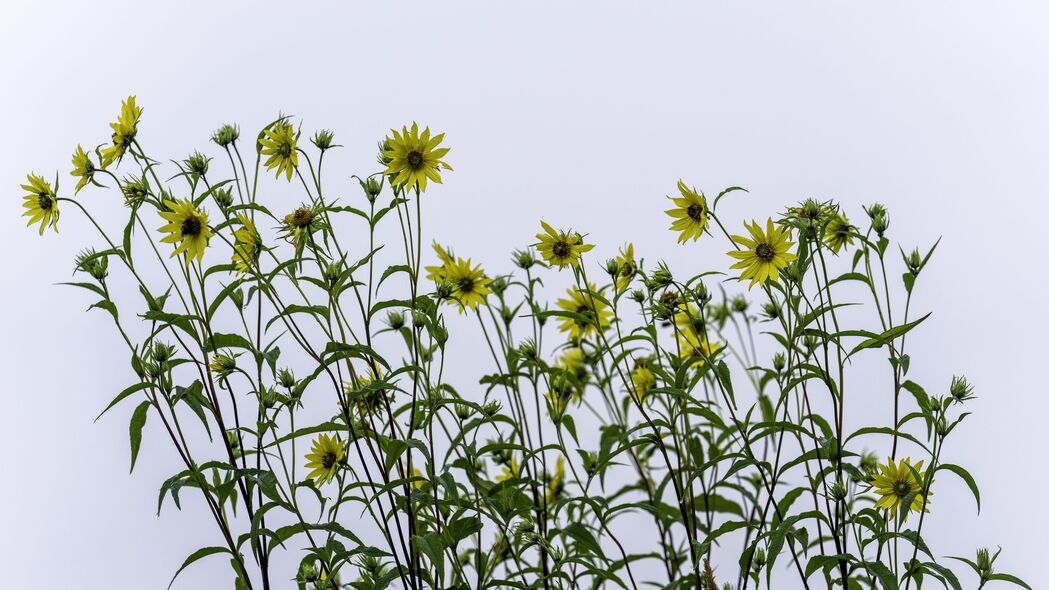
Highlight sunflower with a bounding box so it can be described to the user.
[535,221,594,269]
[70,145,95,193]
[424,242,456,282]
[628,358,656,403]
[158,198,212,263]
[101,95,142,168]
[614,243,638,293]
[281,205,320,248]
[726,219,797,288]
[21,173,59,235]
[673,305,723,367]
[666,180,709,243]
[443,257,492,312]
[231,214,260,274]
[382,122,452,192]
[556,283,611,341]
[544,457,566,506]
[304,433,346,485]
[870,457,930,518]
[260,121,300,181]
[823,213,855,254]
[557,347,588,382]
[495,458,521,483]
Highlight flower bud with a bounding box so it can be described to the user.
[693,282,711,304]
[277,368,296,389]
[761,302,779,321]
[604,258,620,277]
[905,248,923,275]
[385,310,406,330]
[184,151,209,177]
[772,352,786,372]
[211,124,240,147]
[310,129,335,151]
[362,176,383,202]
[629,289,646,304]
[872,212,889,236]
[208,353,237,377]
[212,187,233,211]
[513,248,537,270]
[949,375,975,402]
[647,266,673,290]
[730,295,748,313]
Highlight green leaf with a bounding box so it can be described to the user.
[96,382,151,422]
[987,573,1033,589]
[129,400,151,473]
[937,463,980,513]
[168,546,231,589]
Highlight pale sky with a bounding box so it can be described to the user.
[1,1,1047,588]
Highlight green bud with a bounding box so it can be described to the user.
[184,151,210,178]
[949,375,975,402]
[872,212,889,236]
[761,302,779,320]
[213,187,234,210]
[604,258,620,277]
[385,310,406,330]
[513,248,537,270]
[211,124,240,147]
[310,129,336,151]
[361,176,383,202]
[772,352,786,372]
[730,295,748,313]
[277,368,296,389]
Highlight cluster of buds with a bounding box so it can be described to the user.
[865,202,890,237]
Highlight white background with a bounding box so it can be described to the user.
[1,1,1047,588]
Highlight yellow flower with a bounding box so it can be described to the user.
[556,283,611,342]
[666,180,709,243]
[870,457,930,518]
[614,243,637,293]
[535,221,594,269]
[495,459,521,482]
[823,213,855,254]
[21,173,59,235]
[101,95,142,168]
[158,198,212,263]
[545,457,566,506]
[557,347,587,381]
[231,214,260,274]
[726,219,797,288]
[629,358,656,403]
[70,145,94,193]
[260,121,300,181]
[281,206,319,248]
[444,257,492,312]
[382,122,452,192]
[674,305,723,367]
[304,434,346,485]
[424,242,456,282]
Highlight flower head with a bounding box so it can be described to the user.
[424,242,457,282]
[443,257,492,312]
[382,122,452,192]
[614,243,638,293]
[101,96,143,168]
[629,358,656,403]
[232,214,261,274]
[304,434,346,485]
[823,212,855,254]
[870,457,930,518]
[21,173,59,235]
[666,180,709,243]
[158,198,212,263]
[70,145,95,193]
[556,283,611,342]
[260,121,300,181]
[535,221,594,269]
[673,305,723,367]
[281,205,320,248]
[726,219,797,288]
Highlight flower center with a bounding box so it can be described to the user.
[406,150,425,170]
[181,216,202,237]
[457,277,475,294]
[687,202,704,221]
[619,261,635,277]
[37,194,53,211]
[289,208,313,227]
[278,142,292,157]
[551,240,571,259]
[894,481,911,497]
[321,451,336,469]
[755,242,775,262]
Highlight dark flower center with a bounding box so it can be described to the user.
[687,202,705,221]
[181,216,202,237]
[457,277,475,293]
[619,261,636,277]
[321,451,336,469]
[755,242,775,262]
[894,481,911,497]
[406,150,425,170]
[37,194,53,211]
[551,240,572,259]
[289,208,313,227]
[278,142,292,157]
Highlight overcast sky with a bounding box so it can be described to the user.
[2,1,1047,588]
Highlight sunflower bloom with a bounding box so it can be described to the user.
[260,121,300,181]
[614,243,638,293]
[281,206,319,248]
[535,221,594,269]
[424,242,457,282]
[443,257,492,312]
[21,173,59,235]
[101,96,143,168]
[70,145,95,193]
[382,122,452,192]
[158,198,212,263]
[556,283,611,341]
[629,358,656,403]
[674,305,723,367]
[304,434,346,485]
[231,214,260,274]
[726,219,797,288]
[823,213,855,254]
[666,180,709,243]
[870,457,931,518]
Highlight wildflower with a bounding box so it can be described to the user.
[304,434,346,485]
[70,145,95,193]
[382,122,452,192]
[555,283,611,341]
[675,309,723,367]
[209,353,237,377]
[665,179,709,243]
[101,95,143,167]
[158,198,212,263]
[281,205,319,248]
[121,175,150,206]
[614,243,638,293]
[260,120,300,181]
[513,247,537,270]
[629,358,656,403]
[311,129,336,151]
[823,213,855,253]
[231,214,260,274]
[557,347,588,382]
[949,375,975,403]
[211,123,240,147]
[21,173,59,235]
[535,221,594,269]
[545,457,566,506]
[726,219,797,288]
[444,257,492,312]
[424,242,456,282]
[870,457,930,518]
